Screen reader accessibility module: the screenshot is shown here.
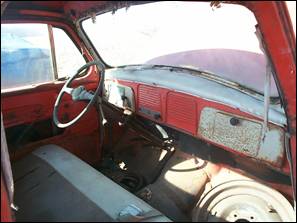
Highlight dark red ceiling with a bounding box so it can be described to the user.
[4,1,151,19]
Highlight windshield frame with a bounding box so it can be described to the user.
[78,2,281,104]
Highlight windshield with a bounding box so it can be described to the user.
[82,1,278,97]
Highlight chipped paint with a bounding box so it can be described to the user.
[258,127,285,166]
[199,107,285,166]
[199,107,262,157]
[105,66,287,126]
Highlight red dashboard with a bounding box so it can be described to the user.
[106,78,288,174]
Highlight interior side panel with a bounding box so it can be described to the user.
[2,91,55,128]
[2,81,101,164]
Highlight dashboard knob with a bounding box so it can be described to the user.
[230,117,240,126]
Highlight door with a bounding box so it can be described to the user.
[1,22,101,165]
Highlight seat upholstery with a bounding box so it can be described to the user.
[12,145,171,222]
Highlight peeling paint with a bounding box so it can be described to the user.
[199,107,285,166]
[106,66,287,126]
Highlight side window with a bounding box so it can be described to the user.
[1,24,54,90]
[1,23,87,92]
[52,27,86,79]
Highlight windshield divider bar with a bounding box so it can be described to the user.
[48,24,58,80]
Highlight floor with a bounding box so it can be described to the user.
[99,129,210,222]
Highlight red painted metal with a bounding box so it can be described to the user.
[167,92,197,135]
[115,79,290,174]
[2,82,98,128]
[64,1,108,18]
[1,174,13,222]
[242,1,296,194]
[18,9,64,18]
[1,1,295,220]
[138,85,162,116]
[28,1,65,11]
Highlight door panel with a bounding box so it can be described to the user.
[2,91,55,128]
[2,79,101,164]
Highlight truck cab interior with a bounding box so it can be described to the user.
[1,1,296,222]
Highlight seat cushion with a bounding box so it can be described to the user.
[12,144,171,222]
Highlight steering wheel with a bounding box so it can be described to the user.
[53,61,105,128]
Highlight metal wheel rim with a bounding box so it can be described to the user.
[192,180,295,222]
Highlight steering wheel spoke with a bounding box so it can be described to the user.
[53,61,105,128]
